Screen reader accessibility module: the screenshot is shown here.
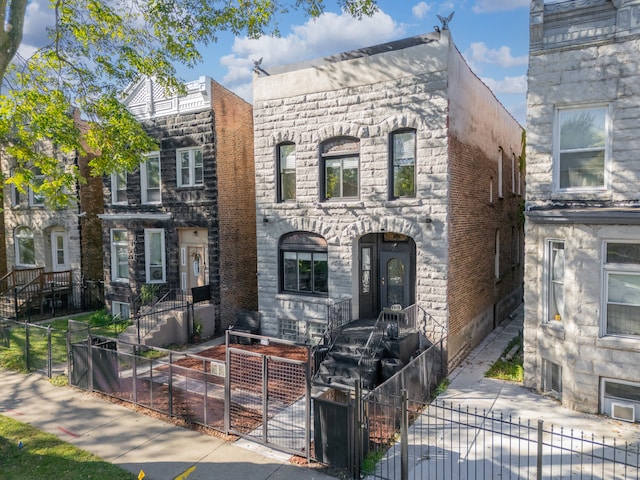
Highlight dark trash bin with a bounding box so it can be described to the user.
[381,358,403,381]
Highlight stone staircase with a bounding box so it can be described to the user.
[314,318,421,390]
[118,313,179,348]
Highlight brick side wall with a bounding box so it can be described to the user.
[448,135,524,366]
[78,150,104,282]
[211,81,257,330]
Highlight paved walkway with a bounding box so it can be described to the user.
[3,304,640,479]
[0,366,332,480]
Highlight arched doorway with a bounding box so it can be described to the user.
[358,233,416,319]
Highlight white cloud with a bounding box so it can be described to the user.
[464,42,528,70]
[472,0,529,13]
[221,10,404,102]
[18,0,54,58]
[481,75,527,95]
[412,2,432,19]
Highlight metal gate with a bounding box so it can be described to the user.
[224,332,311,458]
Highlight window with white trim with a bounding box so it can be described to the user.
[29,169,45,207]
[177,147,203,187]
[112,301,131,320]
[111,229,129,282]
[555,105,608,191]
[145,229,166,283]
[321,137,359,200]
[280,232,328,295]
[390,129,416,198]
[497,149,503,199]
[112,170,127,204]
[141,152,161,204]
[15,227,36,267]
[603,243,640,336]
[277,142,296,202]
[546,241,565,322]
[543,359,562,398]
[602,378,640,422]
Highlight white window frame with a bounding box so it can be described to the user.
[28,171,45,207]
[112,301,131,320]
[110,229,129,283]
[601,242,640,338]
[553,104,610,193]
[111,170,128,205]
[544,240,565,322]
[601,377,640,421]
[145,229,166,283]
[141,152,161,204]
[15,226,36,267]
[176,147,204,187]
[543,359,562,398]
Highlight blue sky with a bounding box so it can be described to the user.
[20,0,530,123]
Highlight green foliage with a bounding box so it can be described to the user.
[0,415,137,479]
[361,448,386,474]
[484,332,524,383]
[140,284,160,305]
[433,378,450,397]
[49,375,69,387]
[0,0,378,206]
[193,319,203,336]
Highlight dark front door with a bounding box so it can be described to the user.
[380,251,411,309]
[358,233,415,319]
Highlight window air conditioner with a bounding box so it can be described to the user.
[151,269,163,280]
[611,402,635,422]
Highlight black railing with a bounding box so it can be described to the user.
[131,289,190,343]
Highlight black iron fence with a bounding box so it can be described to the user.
[365,398,640,480]
[0,280,104,322]
[128,289,190,344]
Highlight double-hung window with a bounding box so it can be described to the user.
[390,129,416,198]
[280,232,328,296]
[141,152,161,204]
[145,229,166,283]
[277,142,296,202]
[546,241,565,322]
[555,105,608,191]
[177,147,203,187]
[111,229,129,282]
[112,170,128,204]
[29,169,45,207]
[322,137,359,200]
[15,227,35,267]
[603,243,640,336]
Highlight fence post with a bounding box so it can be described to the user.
[224,330,230,434]
[537,419,544,480]
[354,380,362,480]
[47,326,52,378]
[24,321,31,371]
[401,389,409,480]
[262,354,268,444]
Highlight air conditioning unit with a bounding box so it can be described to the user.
[611,402,635,422]
[210,361,226,378]
[151,269,163,280]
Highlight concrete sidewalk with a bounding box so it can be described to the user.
[0,368,332,480]
[442,303,640,443]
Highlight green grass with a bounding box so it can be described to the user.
[484,332,524,382]
[361,448,386,474]
[0,310,132,373]
[0,415,136,479]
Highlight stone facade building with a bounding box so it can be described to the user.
[1,125,103,284]
[524,0,640,420]
[253,30,524,367]
[100,77,257,333]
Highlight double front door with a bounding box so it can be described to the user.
[358,233,415,319]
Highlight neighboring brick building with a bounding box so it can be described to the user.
[253,30,524,367]
[100,76,256,333]
[524,0,640,420]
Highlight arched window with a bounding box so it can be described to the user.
[277,142,296,202]
[280,232,328,295]
[390,129,416,198]
[15,227,35,267]
[321,137,359,200]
